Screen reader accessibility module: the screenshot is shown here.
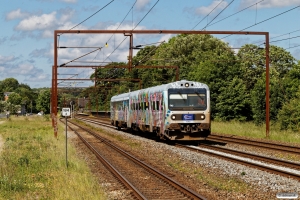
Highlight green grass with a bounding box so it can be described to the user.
[0,116,107,200]
[212,120,300,145]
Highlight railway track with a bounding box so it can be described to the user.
[75,116,115,129]
[176,144,300,181]
[64,118,207,200]
[207,134,300,155]
[74,115,300,181]
[76,114,300,156]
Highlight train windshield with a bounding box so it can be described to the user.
[168,88,207,110]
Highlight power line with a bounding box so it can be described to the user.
[221,5,300,40]
[201,0,235,31]
[191,0,225,30]
[99,0,160,81]
[285,44,300,50]
[270,35,300,43]
[59,47,103,67]
[206,0,264,28]
[57,1,115,86]
[90,1,138,67]
[102,0,160,64]
[134,0,160,29]
[254,29,300,46]
[58,0,115,36]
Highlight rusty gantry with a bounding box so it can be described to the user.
[52,30,270,138]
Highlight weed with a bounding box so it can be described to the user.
[0,116,106,199]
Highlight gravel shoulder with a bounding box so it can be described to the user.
[67,122,300,200]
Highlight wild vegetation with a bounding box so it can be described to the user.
[0,116,106,199]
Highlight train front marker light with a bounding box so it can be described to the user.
[171,115,176,120]
[185,83,189,87]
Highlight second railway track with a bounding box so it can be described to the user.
[64,118,207,200]
[207,134,300,155]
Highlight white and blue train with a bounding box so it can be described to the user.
[110,80,211,140]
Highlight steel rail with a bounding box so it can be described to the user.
[68,119,207,200]
[208,134,300,155]
[197,143,300,170]
[176,144,300,181]
[65,120,147,200]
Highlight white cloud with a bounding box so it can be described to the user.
[10,63,34,75]
[6,9,30,20]
[0,55,16,64]
[195,1,228,16]
[240,0,300,9]
[16,12,57,31]
[136,0,151,11]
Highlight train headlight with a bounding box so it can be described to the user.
[171,115,176,120]
[200,114,205,120]
[185,83,189,87]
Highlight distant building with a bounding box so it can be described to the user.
[4,92,13,101]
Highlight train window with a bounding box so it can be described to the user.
[156,101,159,111]
[168,89,207,110]
[145,101,149,110]
[188,94,206,107]
[169,94,187,107]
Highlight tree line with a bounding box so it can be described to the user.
[92,34,300,131]
[0,78,50,115]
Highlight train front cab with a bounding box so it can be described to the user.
[163,86,211,140]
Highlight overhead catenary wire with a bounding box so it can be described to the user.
[59,47,103,67]
[220,5,300,40]
[205,0,265,29]
[201,0,235,31]
[58,0,115,36]
[133,41,165,66]
[285,44,300,50]
[57,0,115,87]
[99,0,160,82]
[254,29,300,46]
[90,0,138,66]
[191,0,225,30]
[101,0,160,65]
[133,0,160,30]
[58,0,133,87]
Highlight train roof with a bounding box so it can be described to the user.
[111,80,209,102]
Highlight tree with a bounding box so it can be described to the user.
[36,90,51,114]
[7,92,22,105]
[0,78,19,92]
[215,78,251,121]
[282,61,300,100]
[236,44,266,91]
[277,86,300,131]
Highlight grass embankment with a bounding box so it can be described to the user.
[212,121,300,145]
[0,116,106,200]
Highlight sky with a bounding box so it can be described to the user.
[0,0,300,88]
